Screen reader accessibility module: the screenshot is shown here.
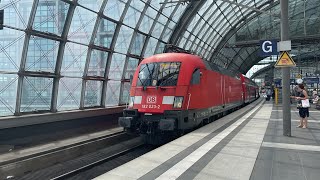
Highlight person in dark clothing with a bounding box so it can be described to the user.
[266,88,272,101]
[291,84,309,128]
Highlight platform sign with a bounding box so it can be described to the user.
[274,51,296,68]
[259,40,278,56]
[304,77,319,84]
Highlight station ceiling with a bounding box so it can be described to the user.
[0,0,319,116]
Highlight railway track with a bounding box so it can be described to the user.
[50,141,153,180]
[1,130,137,179]
[18,137,155,180]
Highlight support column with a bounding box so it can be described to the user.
[280,0,291,136]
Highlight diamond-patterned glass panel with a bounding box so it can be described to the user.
[144,6,157,19]
[124,57,139,79]
[161,27,172,42]
[152,21,165,39]
[162,3,177,17]
[139,12,155,33]
[33,1,69,35]
[167,20,176,29]
[0,0,33,29]
[123,5,142,28]
[114,26,134,54]
[95,18,117,48]
[108,53,126,80]
[57,78,82,111]
[290,19,305,37]
[68,6,96,44]
[0,74,18,116]
[21,77,53,112]
[78,0,103,12]
[306,17,320,35]
[130,33,146,55]
[155,42,165,54]
[62,42,88,77]
[88,49,108,77]
[0,29,24,72]
[25,36,59,72]
[149,0,162,10]
[84,80,103,107]
[130,0,145,11]
[143,37,158,58]
[106,80,121,106]
[172,4,187,22]
[104,0,126,21]
[120,82,131,105]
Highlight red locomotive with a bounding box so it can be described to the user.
[119,53,259,144]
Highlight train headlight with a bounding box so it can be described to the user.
[129,96,134,107]
[173,96,184,108]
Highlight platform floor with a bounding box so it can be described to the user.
[95,99,320,180]
[251,103,320,180]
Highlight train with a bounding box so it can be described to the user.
[119,53,259,144]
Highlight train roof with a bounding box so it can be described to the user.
[141,53,205,66]
[141,53,258,87]
[202,60,241,78]
[243,75,258,87]
[141,53,241,79]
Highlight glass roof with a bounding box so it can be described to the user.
[0,0,319,116]
[209,0,320,73]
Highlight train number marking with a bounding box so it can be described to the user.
[146,96,157,104]
[142,104,160,109]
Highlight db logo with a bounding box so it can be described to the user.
[147,96,157,104]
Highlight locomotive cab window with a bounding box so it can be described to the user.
[191,68,201,85]
[137,63,156,87]
[137,62,181,87]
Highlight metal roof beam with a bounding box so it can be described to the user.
[168,0,205,45]
[250,64,274,79]
[209,1,279,62]
[239,48,261,73]
[218,0,279,16]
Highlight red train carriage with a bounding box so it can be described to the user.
[119,53,258,144]
[241,75,259,103]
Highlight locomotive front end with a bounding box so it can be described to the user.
[118,58,189,142]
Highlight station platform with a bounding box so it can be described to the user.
[94,99,320,180]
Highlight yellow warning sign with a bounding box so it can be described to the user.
[274,51,296,67]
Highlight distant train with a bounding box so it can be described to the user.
[119,53,259,144]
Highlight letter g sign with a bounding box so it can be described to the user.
[259,40,278,57]
[262,41,272,53]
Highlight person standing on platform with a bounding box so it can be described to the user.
[312,88,318,104]
[312,88,317,98]
[291,84,309,129]
[266,88,272,101]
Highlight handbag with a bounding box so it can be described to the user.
[301,99,310,108]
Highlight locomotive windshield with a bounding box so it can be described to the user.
[137,62,181,87]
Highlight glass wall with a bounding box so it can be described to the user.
[0,0,319,116]
[0,0,187,116]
